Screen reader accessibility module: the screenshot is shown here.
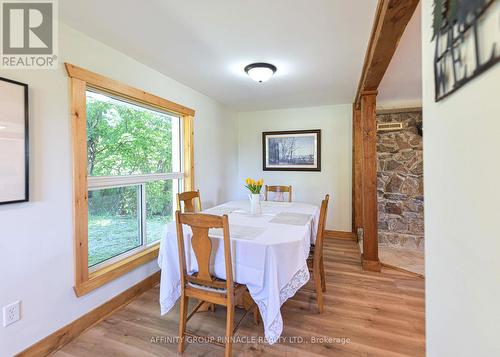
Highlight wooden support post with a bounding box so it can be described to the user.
[352,107,363,236]
[352,0,418,271]
[360,91,381,272]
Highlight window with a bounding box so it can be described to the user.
[66,63,195,296]
[86,90,182,269]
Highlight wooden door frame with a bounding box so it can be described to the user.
[352,0,419,271]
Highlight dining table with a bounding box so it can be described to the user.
[157,199,321,344]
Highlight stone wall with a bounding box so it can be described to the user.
[377,110,424,250]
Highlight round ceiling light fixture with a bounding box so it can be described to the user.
[244,62,277,83]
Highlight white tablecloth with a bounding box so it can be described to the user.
[158,200,320,344]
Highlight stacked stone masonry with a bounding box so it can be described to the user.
[377,110,424,250]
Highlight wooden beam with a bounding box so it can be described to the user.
[17,272,160,357]
[352,107,363,235]
[360,92,381,272]
[354,0,420,108]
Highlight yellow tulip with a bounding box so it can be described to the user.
[259,179,263,185]
[251,179,255,185]
[246,178,251,185]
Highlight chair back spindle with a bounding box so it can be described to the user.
[306,193,330,314]
[264,185,293,202]
[177,190,202,213]
[175,211,234,292]
[314,194,329,265]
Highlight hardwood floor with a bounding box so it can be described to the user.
[54,239,425,356]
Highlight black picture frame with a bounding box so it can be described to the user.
[0,77,29,205]
[432,0,499,102]
[262,129,321,171]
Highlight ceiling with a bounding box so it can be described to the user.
[61,0,378,111]
[378,3,422,105]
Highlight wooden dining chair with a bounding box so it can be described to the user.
[176,190,202,213]
[264,185,292,202]
[306,194,329,313]
[175,211,256,357]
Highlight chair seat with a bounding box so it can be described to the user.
[187,275,243,294]
[188,281,227,293]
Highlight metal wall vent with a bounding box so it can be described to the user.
[377,122,403,132]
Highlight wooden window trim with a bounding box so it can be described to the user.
[66,63,195,117]
[66,63,195,296]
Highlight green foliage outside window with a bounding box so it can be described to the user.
[86,92,176,218]
[86,92,179,266]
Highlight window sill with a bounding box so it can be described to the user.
[74,244,160,297]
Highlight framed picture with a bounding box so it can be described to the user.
[262,129,321,171]
[0,77,29,204]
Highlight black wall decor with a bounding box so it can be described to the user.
[432,0,499,101]
[0,77,29,204]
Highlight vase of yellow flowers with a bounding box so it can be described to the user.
[245,178,263,214]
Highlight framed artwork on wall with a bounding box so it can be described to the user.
[432,0,499,101]
[262,129,321,171]
[0,77,29,204]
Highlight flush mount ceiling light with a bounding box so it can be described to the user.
[244,63,277,83]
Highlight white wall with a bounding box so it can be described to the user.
[237,105,352,231]
[0,24,238,356]
[422,2,500,356]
